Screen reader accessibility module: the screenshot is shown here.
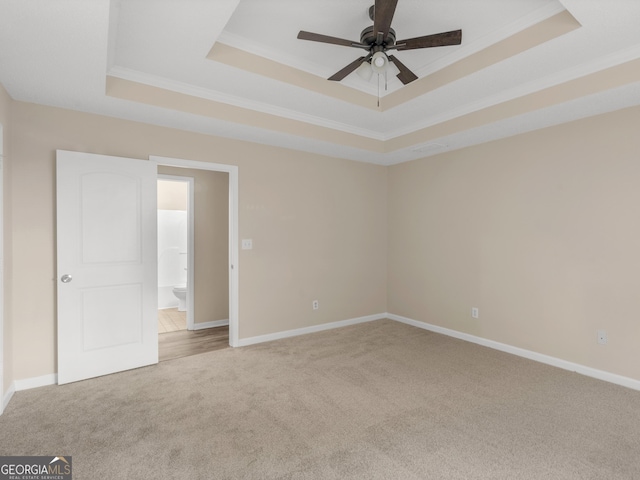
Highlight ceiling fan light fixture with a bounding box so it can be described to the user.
[355,61,374,81]
[370,51,389,74]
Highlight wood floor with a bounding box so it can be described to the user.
[158,308,187,333]
[159,326,229,362]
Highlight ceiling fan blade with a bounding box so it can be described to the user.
[297,30,358,48]
[328,56,368,81]
[388,55,418,84]
[396,29,462,51]
[373,0,399,41]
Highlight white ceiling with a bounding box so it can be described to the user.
[1,0,640,165]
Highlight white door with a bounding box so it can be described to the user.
[57,150,158,385]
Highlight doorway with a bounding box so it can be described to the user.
[151,155,239,349]
[157,168,231,362]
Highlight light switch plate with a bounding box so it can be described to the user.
[241,239,253,250]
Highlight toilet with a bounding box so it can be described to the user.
[172,284,187,311]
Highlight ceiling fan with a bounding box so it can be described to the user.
[297,0,462,85]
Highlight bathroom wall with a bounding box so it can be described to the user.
[158,166,229,325]
[157,179,188,309]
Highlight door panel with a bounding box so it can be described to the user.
[81,284,142,350]
[57,150,157,385]
[81,172,142,264]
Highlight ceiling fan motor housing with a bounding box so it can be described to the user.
[360,25,396,49]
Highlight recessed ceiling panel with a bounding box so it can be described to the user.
[219,0,565,93]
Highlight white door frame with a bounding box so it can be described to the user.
[150,156,239,347]
[157,174,195,330]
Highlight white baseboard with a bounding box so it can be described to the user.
[7,313,636,407]
[2,373,58,412]
[2,382,15,414]
[388,313,640,391]
[191,319,229,330]
[14,373,58,391]
[237,313,386,347]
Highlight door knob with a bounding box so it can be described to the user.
[61,274,73,283]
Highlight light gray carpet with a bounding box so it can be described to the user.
[2,319,640,479]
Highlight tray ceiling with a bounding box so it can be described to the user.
[1,0,640,164]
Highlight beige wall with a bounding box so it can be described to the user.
[7,86,639,387]
[158,167,229,323]
[0,84,13,396]
[388,105,640,381]
[9,101,388,380]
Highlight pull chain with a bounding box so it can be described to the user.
[376,70,389,108]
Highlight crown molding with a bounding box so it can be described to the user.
[107,38,640,151]
[107,65,384,140]
[384,43,640,141]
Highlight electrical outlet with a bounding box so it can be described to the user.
[471,307,479,319]
[312,300,319,310]
[597,330,607,345]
